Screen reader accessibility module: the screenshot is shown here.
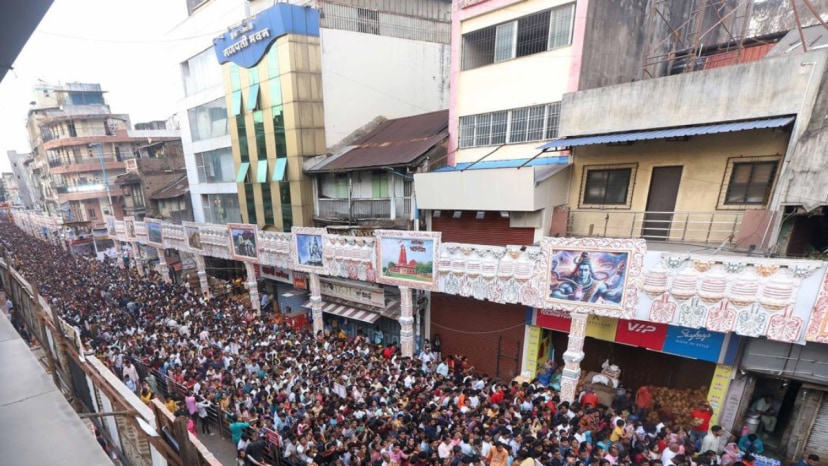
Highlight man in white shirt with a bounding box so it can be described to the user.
[700,425,726,455]
[661,443,679,466]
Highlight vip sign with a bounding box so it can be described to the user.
[615,320,669,350]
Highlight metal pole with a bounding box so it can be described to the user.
[92,143,114,216]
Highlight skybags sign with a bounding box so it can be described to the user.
[213,4,320,69]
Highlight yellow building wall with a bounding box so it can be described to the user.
[567,129,790,242]
[225,34,324,229]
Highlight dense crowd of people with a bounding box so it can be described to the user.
[0,220,819,466]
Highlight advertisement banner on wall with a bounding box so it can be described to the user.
[585,315,619,341]
[661,326,726,362]
[614,319,669,350]
[706,364,735,423]
[524,326,542,379]
[536,309,572,332]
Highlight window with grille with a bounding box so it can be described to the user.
[461,3,575,70]
[458,103,561,148]
[724,161,778,205]
[583,168,633,205]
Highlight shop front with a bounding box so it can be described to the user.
[737,338,828,460]
[302,277,402,344]
[529,309,739,423]
[259,264,310,328]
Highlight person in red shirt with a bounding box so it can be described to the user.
[581,387,599,409]
[490,385,505,405]
[636,385,654,419]
[690,401,714,446]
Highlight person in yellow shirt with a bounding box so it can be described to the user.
[610,419,627,442]
[165,398,178,414]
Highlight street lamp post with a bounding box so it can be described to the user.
[90,143,114,216]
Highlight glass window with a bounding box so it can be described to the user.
[187,97,228,141]
[195,147,235,183]
[246,84,260,111]
[474,113,492,147]
[509,108,529,143]
[545,102,561,140]
[230,64,241,91]
[269,78,282,107]
[494,21,516,62]
[267,45,280,78]
[583,168,632,205]
[202,193,241,224]
[231,91,243,116]
[273,106,286,157]
[724,161,778,205]
[181,48,223,97]
[548,4,575,50]
[459,116,475,149]
[273,158,288,182]
[491,111,508,144]
[526,105,546,141]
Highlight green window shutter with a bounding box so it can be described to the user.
[235,162,250,183]
[256,160,268,183]
[273,158,287,182]
[372,173,388,198]
[246,84,260,111]
[231,90,243,116]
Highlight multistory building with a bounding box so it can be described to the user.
[25,82,180,226]
[171,0,451,228]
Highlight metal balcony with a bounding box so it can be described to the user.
[566,210,745,245]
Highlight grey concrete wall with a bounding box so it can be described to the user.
[560,49,828,136]
[781,58,828,210]
[578,0,649,90]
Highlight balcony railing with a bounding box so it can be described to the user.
[567,210,745,245]
[318,197,412,220]
[53,183,107,194]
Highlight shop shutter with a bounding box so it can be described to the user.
[805,392,828,457]
[430,294,527,380]
[432,211,534,247]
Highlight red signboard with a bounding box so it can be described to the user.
[614,319,669,350]
[536,309,571,332]
[535,308,669,350]
[293,274,308,290]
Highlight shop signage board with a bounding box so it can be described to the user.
[260,265,292,284]
[585,314,619,340]
[614,319,669,350]
[293,273,308,290]
[524,326,543,379]
[706,364,735,423]
[661,325,726,363]
[319,277,385,308]
[212,4,320,69]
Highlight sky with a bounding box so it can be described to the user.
[0,0,192,172]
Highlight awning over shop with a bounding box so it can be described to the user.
[303,300,382,324]
[538,116,795,150]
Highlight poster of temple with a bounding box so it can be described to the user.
[291,226,326,272]
[542,237,646,318]
[144,218,164,247]
[375,230,441,291]
[183,221,202,252]
[227,223,259,262]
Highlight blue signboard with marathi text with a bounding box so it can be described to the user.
[213,3,320,69]
[661,325,726,363]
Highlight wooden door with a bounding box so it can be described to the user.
[642,166,683,240]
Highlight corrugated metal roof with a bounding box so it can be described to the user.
[539,116,795,150]
[307,110,448,172]
[150,174,189,200]
[435,155,569,171]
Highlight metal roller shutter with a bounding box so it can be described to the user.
[432,211,534,247]
[805,392,828,458]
